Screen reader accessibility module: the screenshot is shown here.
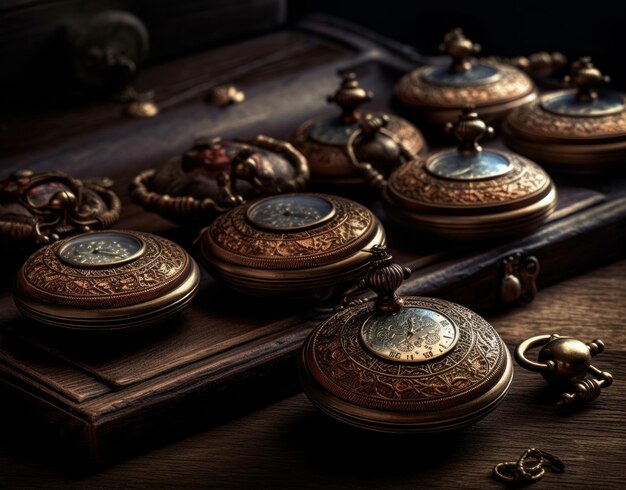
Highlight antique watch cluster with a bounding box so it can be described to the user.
[299,246,513,432]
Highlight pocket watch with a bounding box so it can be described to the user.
[299,245,513,432]
[393,29,537,129]
[0,170,121,246]
[197,193,385,299]
[13,230,200,332]
[503,57,626,173]
[289,72,425,189]
[352,108,556,240]
[130,135,309,225]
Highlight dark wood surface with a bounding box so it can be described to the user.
[0,258,624,489]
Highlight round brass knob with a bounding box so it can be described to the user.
[564,57,611,103]
[439,28,481,73]
[445,106,495,155]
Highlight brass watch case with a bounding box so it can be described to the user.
[300,296,513,433]
[383,151,556,239]
[502,91,626,173]
[198,194,385,299]
[13,230,200,332]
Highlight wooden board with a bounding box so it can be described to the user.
[0,16,625,466]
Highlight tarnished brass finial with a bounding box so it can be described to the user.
[564,57,611,103]
[328,73,373,124]
[439,28,481,73]
[445,106,494,155]
[360,245,411,313]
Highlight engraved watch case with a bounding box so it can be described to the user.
[503,57,626,173]
[198,193,385,299]
[393,29,537,130]
[290,73,425,189]
[299,245,513,432]
[13,230,200,332]
[130,135,309,225]
[360,108,556,240]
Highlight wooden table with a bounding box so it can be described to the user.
[0,258,624,489]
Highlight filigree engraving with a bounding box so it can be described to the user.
[17,231,189,307]
[290,113,425,178]
[506,99,626,139]
[387,153,549,207]
[308,297,506,412]
[205,195,377,269]
[394,63,534,108]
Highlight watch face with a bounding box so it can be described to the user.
[360,307,459,363]
[246,195,335,231]
[541,90,625,117]
[57,231,146,267]
[421,63,501,87]
[426,150,513,181]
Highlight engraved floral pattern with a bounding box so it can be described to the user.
[387,153,549,207]
[204,196,378,269]
[18,231,189,307]
[394,63,534,108]
[506,100,626,139]
[308,297,506,412]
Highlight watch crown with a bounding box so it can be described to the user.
[362,244,411,313]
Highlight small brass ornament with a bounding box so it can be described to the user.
[493,448,565,484]
[515,334,613,408]
[503,57,626,173]
[299,245,513,432]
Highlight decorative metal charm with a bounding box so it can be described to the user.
[393,29,537,128]
[493,448,565,484]
[0,170,121,246]
[354,107,556,240]
[207,84,246,107]
[290,73,425,188]
[503,57,626,173]
[515,334,613,408]
[130,135,309,225]
[500,252,539,305]
[299,244,513,432]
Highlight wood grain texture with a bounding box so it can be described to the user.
[0,259,624,489]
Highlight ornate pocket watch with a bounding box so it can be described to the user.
[13,230,200,332]
[289,72,425,189]
[353,108,556,240]
[393,29,536,129]
[503,57,626,173]
[0,170,121,246]
[130,135,309,225]
[299,245,513,432]
[197,193,385,299]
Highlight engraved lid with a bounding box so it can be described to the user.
[13,230,200,331]
[385,108,555,228]
[393,29,536,127]
[130,135,309,225]
[198,193,385,298]
[502,57,626,172]
[299,246,513,432]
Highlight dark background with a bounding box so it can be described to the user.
[307,0,625,88]
[1,0,624,107]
